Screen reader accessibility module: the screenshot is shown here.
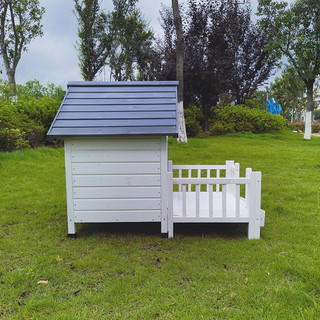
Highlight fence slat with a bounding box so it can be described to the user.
[222,184,227,217]
[216,169,220,193]
[196,184,200,217]
[235,184,240,217]
[182,184,187,217]
[188,169,192,192]
[178,169,182,192]
[172,177,250,185]
[167,172,174,238]
[209,184,213,217]
[245,168,252,202]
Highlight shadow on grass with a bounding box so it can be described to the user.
[77,222,247,239]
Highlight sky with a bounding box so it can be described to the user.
[1,0,273,90]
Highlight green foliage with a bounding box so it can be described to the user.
[314,109,320,120]
[0,79,65,101]
[270,67,306,122]
[0,0,45,87]
[288,122,320,133]
[74,0,112,81]
[74,0,155,81]
[0,81,63,151]
[184,105,203,137]
[108,0,155,81]
[0,128,30,152]
[242,90,268,110]
[209,105,287,135]
[257,0,320,82]
[258,0,320,137]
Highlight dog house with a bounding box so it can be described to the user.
[47,81,178,237]
[48,81,265,239]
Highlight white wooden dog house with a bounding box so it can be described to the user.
[48,81,178,238]
[48,81,265,239]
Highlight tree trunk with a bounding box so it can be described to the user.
[203,106,210,132]
[304,82,314,140]
[172,0,187,143]
[7,69,16,88]
[1,50,16,89]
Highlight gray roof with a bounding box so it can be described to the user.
[47,81,179,138]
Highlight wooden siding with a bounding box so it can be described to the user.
[69,138,162,223]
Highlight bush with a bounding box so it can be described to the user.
[184,105,203,137]
[0,80,64,151]
[288,122,320,133]
[209,105,287,135]
[314,109,320,120]
[0,128,30,152]
[208,121,235,135]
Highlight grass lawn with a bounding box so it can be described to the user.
[1,129,320,319]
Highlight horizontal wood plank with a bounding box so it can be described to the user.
[73,174,161,187]
[72,163,160,175]
[54,119,177,128]
[173,217,249,223]
[61,104,177,112]
[63,98,176,105]
[57,111,177,120]
[173,177,250,185]
[50,126,177,137]
[68,86,176,93]
[68,81,178,87]
[73,186,161,199]
[70,138,160,151]
[74,210,161,223]
[74,199,161,210]
[172,165,228,170]
[67,92,176,99]
[71,150,160,162]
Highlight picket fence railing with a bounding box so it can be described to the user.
[166,161,265,239]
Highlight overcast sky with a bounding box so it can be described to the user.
[1,0,273,89]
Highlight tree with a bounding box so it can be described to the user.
[74,0,112,81]
[221,2,274,105]
[156,0,274,131]
[108,0,155,81]
[0,0,44,88]
[75,0,155,81]
[270,67,306,122]
[258,0,320,139]
[171,0,187,143]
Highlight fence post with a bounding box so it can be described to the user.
[245,168,252,203]
[235,163,240,178]
[167,172,174,238]
[248,171,261,240]
[226,160,235,195]
[226,160,234,178]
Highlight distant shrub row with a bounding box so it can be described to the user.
[185,104,287,137]
[0,80,288,152]
[0,80,64,152]
[288,122,320,133]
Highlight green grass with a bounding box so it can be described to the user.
[1,129,320,319]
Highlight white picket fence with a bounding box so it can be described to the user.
[167,161,265,239]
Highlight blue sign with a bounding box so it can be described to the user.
[267,98,281,115]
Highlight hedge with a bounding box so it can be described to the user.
[0,81,64,152]
[208,105,287,135]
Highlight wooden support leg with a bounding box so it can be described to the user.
[160,137,168,237]
[248,171,261,240]
[167,172,174,238]
[67,219,77,238]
